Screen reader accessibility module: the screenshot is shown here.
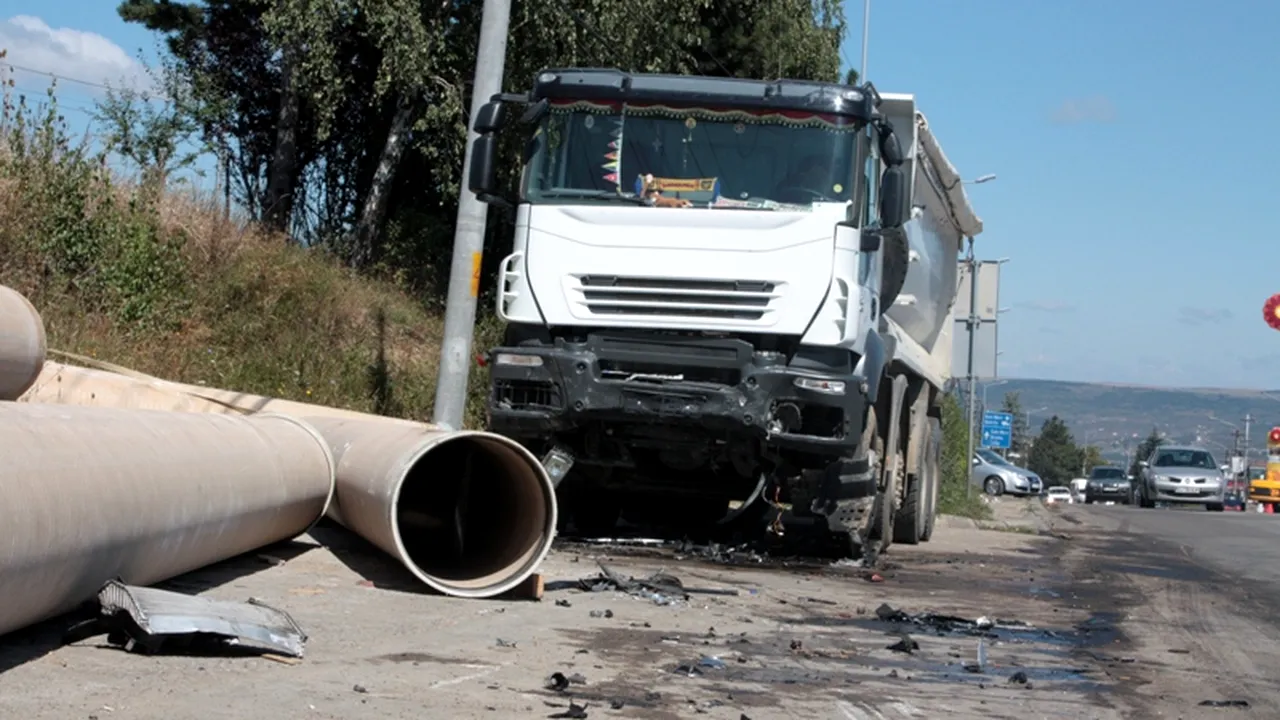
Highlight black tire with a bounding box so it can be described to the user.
[984,476,1004,496]
[919,417,942,542]
[879,230,910,311]
[894,420,933,544]
[1138,486,1155,509]
[1206,503,1224,512]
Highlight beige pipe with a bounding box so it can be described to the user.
[21,360,560,599]
[305,417,557,598]
[0,402,336,638]
[23,359,426,426]
[0,285,47,400]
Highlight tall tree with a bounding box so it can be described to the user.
[1001,391,1031,459]
[1129,427,1165,479]
[1080,445,1106,475]
[1027,415,1079,487]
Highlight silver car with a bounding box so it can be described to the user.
[971,449,1044,497]
[1135,445,1225,511]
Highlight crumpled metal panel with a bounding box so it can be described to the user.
[97,580,308,658]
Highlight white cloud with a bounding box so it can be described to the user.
[0,15,150,94]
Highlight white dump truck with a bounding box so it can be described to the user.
[467,68,982,558]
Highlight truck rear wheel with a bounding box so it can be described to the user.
[920,416,942,541]
[895,415,938,545]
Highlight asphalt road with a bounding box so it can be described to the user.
[1084,503,1280,587]
[1053,503,1280,715]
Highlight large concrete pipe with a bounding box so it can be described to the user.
[0,285,46,400]
[0,402,336,638]
[304,416,557,599]
[23,360,425,426]
[20,361,238,413]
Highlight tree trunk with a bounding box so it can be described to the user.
[351,97,414,268]
[263,52,300,236]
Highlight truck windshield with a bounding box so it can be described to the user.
[524,99,861,211]
[1090,467,1125,479]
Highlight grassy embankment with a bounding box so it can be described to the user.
[0,91,500,428]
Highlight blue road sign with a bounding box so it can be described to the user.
[981,411,1014,449]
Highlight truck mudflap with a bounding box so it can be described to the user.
[487,332,874,456]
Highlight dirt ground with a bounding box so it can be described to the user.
[0,497,1260,719]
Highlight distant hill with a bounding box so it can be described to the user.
[973,379,1280,464]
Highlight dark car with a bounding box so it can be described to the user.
[1085,466,1130,504]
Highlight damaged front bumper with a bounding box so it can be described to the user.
[486,332,871,457]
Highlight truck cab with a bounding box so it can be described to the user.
[466,68,979,558]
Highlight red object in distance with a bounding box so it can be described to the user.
[1265,294,1280,331]
[1269,427,1280,445]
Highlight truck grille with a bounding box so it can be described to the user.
[574,275,780,322]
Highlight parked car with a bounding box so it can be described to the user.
[971,449,1044,497]
[1085,466,1130,504]
[1044,486,1074,505]
[1135,445,1225,511]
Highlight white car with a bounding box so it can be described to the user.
[1044,487,1074,505]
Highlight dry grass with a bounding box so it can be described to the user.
[0,87,501,427]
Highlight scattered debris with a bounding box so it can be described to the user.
[556,599,572,607]
[886,634,919,654]
[589,609,614,619]
[548,700,589,718]
[352,684,368,694]
[874,602,1031,638]
[1198,700,1249,708]
[83,579,306,657]
[1168,648,1191,654]
[572,562,739,604]
[547,672,571,692]
[496,638,518,648]
[1008,671,1029,685]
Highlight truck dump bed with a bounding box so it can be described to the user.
[877,94,985,388]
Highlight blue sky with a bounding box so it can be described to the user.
[3,1,1279,390]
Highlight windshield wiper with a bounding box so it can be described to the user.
[538,190,648,205]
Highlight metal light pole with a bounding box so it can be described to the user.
[433,0,514,430]
[982,379,1008,414]
[963,239,979,497]
[860,0,870,80]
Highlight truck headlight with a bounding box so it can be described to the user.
[794,377,845,395]
[494,353,544,367]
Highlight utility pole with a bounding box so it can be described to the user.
[963,239,979,498]
[432,0,513,430]
[860,0,870,80]
[1244,413,1254,478]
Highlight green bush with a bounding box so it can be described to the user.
[0,82,502,429]
[937,392,991,520]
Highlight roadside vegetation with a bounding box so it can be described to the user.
[938,392,992,520]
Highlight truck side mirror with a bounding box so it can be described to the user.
[972,457,981,465]
[468,134,499,199]
[473,101,508,133]
[878,165,906,228]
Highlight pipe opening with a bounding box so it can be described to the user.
[395,434,554,593]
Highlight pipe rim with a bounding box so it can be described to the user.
[1,286,47,399]
[388,429,558,598]
[253,412,339,525]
